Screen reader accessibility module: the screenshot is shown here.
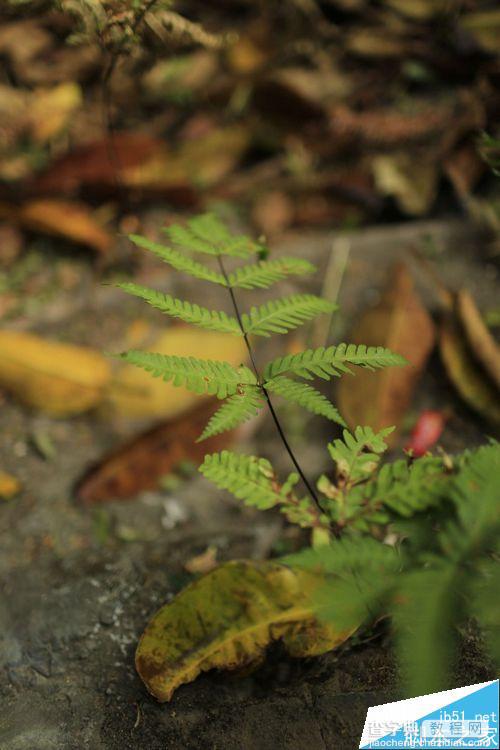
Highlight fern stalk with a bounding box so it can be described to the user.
[215,255,327,520]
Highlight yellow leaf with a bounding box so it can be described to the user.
[0,470,21,500]
[136,560,356,702]
[17,200,112,255]
[439,318,500,426]
[0,330,111,416]
[30,82,82,143]
[102,327,247,421]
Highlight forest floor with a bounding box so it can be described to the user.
[1,216,497,750]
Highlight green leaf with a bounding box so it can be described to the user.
[473,560,500,668]
[285,537,400,631]
[135,560,357,702]
[265,376,346,426]
[200,451,282,509]
[241,295,336,337]
[117,283,241,335]
[164,213,263,258]
[264,343,407,381]
[328,426,394,484]
[129,234,226,285]
[228,258,316,290]
[198,388,264,441]
[119,352,256,399]
[393,561,460,696]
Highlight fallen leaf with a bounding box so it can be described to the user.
[439,317,500,426]
[372,153,438,215]
[0,470,21,501]
[30,82,82,143]
[460,10,500,54]
[135,560,357,702]
[102,327,248,421]
[33,133,173,194]
[456,290,500,390]
[405,410,446,457]
[337,264,435,444]
[0,330,111,416]
[77,400,234,504]
[0,200,112,255]
[33,126,249,199]
[184,545,218,575]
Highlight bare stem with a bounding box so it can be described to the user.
[216,256,325,515]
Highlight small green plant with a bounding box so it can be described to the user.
[120,212,405,534]
[120,213,499,698]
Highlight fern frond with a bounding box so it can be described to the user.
[473,560,500,667]
[119,351,256,399]
[117,282,240,335]
[197,388,264,441]
[163,213,263,258]
[128,234,226,285]
[228,258,316,290]
[264,343,407,381]
[393,561,460,696]
[199,451,282,509]
[241,295,335,337]
[265,376,346,426]
[328,426,394,484]
[285,537,400,631]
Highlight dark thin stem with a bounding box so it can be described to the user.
[216,256,324,515]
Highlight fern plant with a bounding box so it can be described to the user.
[120,212,406,523]
[286,440,500,696]
[120,213,499,697]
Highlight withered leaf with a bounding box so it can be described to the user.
[77,400,234,504]
[135,560,357,702]
[337,264,435,444]
[439,317,500,426]
[456,290,500,390]
[0,199,112,255]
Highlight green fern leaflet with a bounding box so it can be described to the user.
[117,283,241,335]
[265,376,346,426]
[164,213,263,258]
[228,258,316,289]
[198,388,264,441]
[264,343,407,381]
[242,295,336,337]
[200,451,282,509]
[119,351,256,399]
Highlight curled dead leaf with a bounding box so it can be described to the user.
[0,470,21,501]
[0,330,111,416]
[456,290,500,390]
[337,264,435,444]
[439,317,500,426]
[136,560,357,702]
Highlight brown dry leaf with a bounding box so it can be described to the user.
[102,327,248,421]
[0,470,21,501]
[77,400,234,504]
[456,290,500,390]
[372,153,438,215]
[34,126,248,198]
[0,200,112,255]
[337,264,435,443]
[439,317,500,426]
[184,545,218,575]
[33,133,172,194]
[0,330,111,417]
